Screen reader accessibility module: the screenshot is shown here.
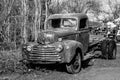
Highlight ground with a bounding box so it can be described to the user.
[0,43,120,80]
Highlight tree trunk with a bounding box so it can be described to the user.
[22,0,27,43]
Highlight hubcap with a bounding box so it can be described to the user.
[113,49,116,57]
[104,45,109,58]
[73,54,81,70]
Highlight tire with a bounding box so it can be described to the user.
[116,36,120,42]
[66,52,82,74]
[108,40,117,59]
[101,40,109,59]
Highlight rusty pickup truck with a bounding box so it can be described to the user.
[22,13,117,74]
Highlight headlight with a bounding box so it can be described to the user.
[58,38,62,42]
[56,45,63,52]
[27,46,32,51]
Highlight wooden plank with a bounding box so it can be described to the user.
[89,34,105,46]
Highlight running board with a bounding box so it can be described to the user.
[83,51,100,61]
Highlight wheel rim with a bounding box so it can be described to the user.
[113,48,116,58]
[72,53,81,71]
[104,44,109,58]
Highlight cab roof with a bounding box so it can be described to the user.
[47,13,88,20]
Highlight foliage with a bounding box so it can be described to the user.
[49,0,101,14]
[0,0,42,50]
[102,0,120,20]
[0,50,27,74]
[109,0,120,19]
[86,0,101,15]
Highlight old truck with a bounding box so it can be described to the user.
[22,13,117,74]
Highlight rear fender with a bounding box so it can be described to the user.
[63,40,83,63]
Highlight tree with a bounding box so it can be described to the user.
[86,0,101,15]
[105,0,120,19]
[48,0,101,14]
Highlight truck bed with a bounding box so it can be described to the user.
[89,34,105,46]
[83,34,105,60]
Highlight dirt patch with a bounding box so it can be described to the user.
[76,67,120,80]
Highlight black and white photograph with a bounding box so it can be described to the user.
[0,0,120,80]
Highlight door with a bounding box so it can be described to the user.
[77,18,89,53]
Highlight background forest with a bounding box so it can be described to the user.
[0,0,120,51]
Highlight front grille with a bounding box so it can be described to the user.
[32,46,56,53]
[28,46,61,61]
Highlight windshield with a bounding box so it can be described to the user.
[62,18,77,27]
[47,18,77,29]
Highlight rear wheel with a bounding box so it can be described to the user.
[66,52,82,74]
[101,40,109,59]
[108,40,117,59]
[116,36,120,42]
[101,40,117,59]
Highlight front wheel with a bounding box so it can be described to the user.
[66,52,82,74]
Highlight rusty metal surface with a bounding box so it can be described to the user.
[47,13,88,20]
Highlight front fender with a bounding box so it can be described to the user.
[63,40,83,63]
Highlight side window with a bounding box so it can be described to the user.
[79,18,88,29]
[51,19,61,28]
[47,19,61,29]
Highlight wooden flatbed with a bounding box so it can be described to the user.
[84,34,106,60]
[89,34,106,46]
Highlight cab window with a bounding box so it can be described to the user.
[51,19,61,28]
[79,18,88,29]
[62,18,77,28]
[47,19,61,29]
[47,18,77,29]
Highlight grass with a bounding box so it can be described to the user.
[0,49,28,74]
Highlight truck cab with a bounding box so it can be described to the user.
[44,13,89,53]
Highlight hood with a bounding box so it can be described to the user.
[37,28,77,44]
[50,28,77,37]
